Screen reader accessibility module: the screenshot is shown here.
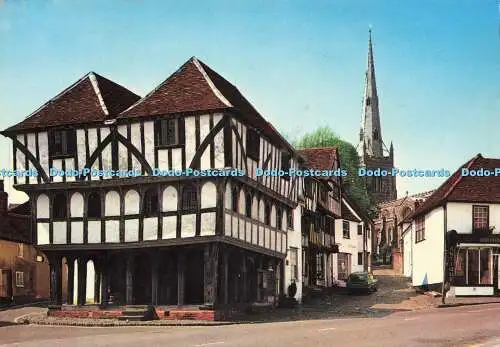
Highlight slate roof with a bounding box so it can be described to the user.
[296,147,338,171]
[410,154,500,219]
[0,204,31,244]
[120,57,295,151]
[4,72,140,132]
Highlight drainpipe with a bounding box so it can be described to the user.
[441,204,447,304]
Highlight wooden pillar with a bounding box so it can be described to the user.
[126,254,134,305]
[151,251,159,306]
[203,243,219,307]
[177,252,185,306]
[241,251,247,303]
[49,254,62,306]
[100,254,109,305]
[94,262,101,304]
[77,257,87,306]
[66,257,74,305]
[223,250,229,305]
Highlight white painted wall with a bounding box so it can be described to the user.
[412,207,445,287]
[447,202,500,234]
[284,205,302,302]
[403,225,412,277]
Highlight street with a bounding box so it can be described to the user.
[2,303,500,347]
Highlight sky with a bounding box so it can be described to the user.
[0,0,499,203]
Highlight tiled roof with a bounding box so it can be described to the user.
[296,147,338,171]
[410,154,500,218]
[4,72,140,132]
[120,57,295,151]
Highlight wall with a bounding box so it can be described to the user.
[284,205,302,302]
[334,219,360,276]
[412,207,444,287]
[403,227,412,277]
[447,202,500,234]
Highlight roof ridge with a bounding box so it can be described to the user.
[192,57,232,108]
[88,72,110,116]
[442,154,481,200]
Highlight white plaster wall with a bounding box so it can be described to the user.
[53,222,67,244]
[130,123,141,171]
[270,229,276,250]
[162,186,178,211]
[105,221,119,243]
[162,216,177,239]
[38,132,49,175]
[285,205,302,301]
[70,193,84,218]
[171,148,182,170]
[51,159,63,183]
[124,190,140,215]
[124,219,139,242]
[87,128,98,180]
[181,214,196,238]
[271,205,276,228]
[252,197,258,219]
[200,212,216,236]
[201,182,216,209]
[76,129,86,171]
[238,189,246,214]
[143,121,155,170]
[213,113,224,168]
[225,213,231,236]
[26,133,37,184]
[101,144,112,179]
[335,219,359,276]
[71,222,84,244]
[37,223,50,245]
[185,116,196,167]
[143,217,158,241]
[200,115,211,169]
[447,202,500,234]
[105,191,120,216]
[88,221,101,243]
[65,158,75,182]
[245,221,251,242]
[224,181,232,207]
[412,207,444,287]
[403,229,412,277]
[37,194,49,219]
[158,149,168,170]
[118,143,128,171]
[86,260,96,302]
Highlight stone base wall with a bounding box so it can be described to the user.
[48,309,123,319]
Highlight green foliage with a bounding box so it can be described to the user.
[295,126,376,216]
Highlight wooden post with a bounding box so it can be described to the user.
[49,254,62,306]
[77,257,87,306]
[126,254,134,305]
[94,262,101,304]
[241,251,247,303]
[100,254,109,305]
[66,257,74,305]
[203,243,219,307]
[223,250,229,305]
[177,252,185,306]
[151,251,159,306]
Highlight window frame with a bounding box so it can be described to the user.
[358,252,363,266]
[289,247,298,281]
[182,184,199,211]
[287,209,294,230]
[49,129,77,158]
[15,271,24,288]
[357,224,363,236]
[246,128,260,161]
[415,216,425,243]
[143,188,159,217]
[17,243,23,258]
[343,220,350,239]
[155,118,184,148]
[472,205,489,233]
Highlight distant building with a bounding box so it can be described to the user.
[357,30,397,204]
[0,181,49,304]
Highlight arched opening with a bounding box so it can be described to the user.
[143,188,159,217]
[232,186,239,213]
[182,183,198,211]
[53,193,67,219]
[87,192,102,218]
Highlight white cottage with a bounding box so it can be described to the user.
[1,57,302,311]
[406,154,500,296]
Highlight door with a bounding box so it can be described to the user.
[495,255,500,294]
[0,270,12,299]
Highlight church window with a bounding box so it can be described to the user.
[49,129,76,158]
[87,192,102,218]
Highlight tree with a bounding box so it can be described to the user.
[295,126,376,216]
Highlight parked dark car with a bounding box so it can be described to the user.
[346,271,378,294]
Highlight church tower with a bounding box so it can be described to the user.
[357,30,397,203]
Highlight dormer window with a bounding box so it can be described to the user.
[49,129,76,158]
[155,118,184,147]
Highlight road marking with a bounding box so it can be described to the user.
[317,327,336,332]
[467,307,500,313]
[193,342,225,347]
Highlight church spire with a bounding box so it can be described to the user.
[358,29,384,158]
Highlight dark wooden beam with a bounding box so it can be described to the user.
[77,257,87,306]
[177,252,185,306]
[49,254,63,306]
[66,257,75,305]
[203,243,219,306]
[151,251,159,306]
[125,254,134,305]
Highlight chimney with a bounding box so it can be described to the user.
[0,180,8,214]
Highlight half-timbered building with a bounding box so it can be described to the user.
[2,57,302,315]
[296,148,341,289]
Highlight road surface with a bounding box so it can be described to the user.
[2,303,500,346]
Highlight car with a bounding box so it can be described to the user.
[346,271,378,294]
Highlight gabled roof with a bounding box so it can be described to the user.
[119,57,295,152]
[296,147,338,171]
[342,198,362,222]
[4,72,140,133]
[410,154,500,219]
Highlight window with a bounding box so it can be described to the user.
[316,253,324,280]
[143,188,159,217]
[49,129,76,157]
[276,208,283,230]
[246,128,260,160]
[415,216,425,242]
[53,193,67,219]
[358,252,363,266]
[289,247,298,281]
[337,253,351,280]
[87,192,101,218]
[357,224,363,236]
[15,271,24,287]
[343,220,350,239]
[453,248,492,286]
[232,186,239,213]
[281,151,291,173]
[155,118,183,146]
[245,192,252,218]
[182,184,198,211]
[304,178,313,198]
[17,244,23,258]
[473,205,489,232]
[319,184,327,203]
[264,203,271,226]
[287,209,294,230]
